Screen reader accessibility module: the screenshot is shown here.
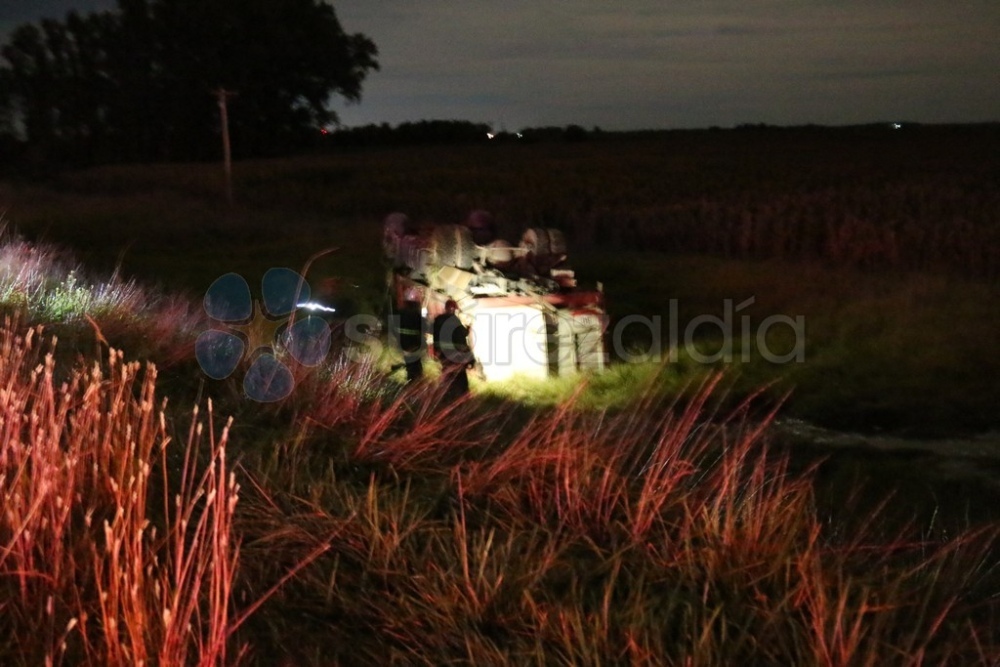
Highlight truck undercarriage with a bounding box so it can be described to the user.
[384,211,607,382]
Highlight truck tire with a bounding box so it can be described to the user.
[433,224,476,269]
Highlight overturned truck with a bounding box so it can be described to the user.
[384,211,607,382]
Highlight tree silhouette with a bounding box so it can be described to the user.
[0,0,379,163]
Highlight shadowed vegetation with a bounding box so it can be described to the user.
[5,130,998,436]
[1,309,998,664]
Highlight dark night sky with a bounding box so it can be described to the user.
[2,0,998,130]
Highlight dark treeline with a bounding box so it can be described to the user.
[0,0,378,167]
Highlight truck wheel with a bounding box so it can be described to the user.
[433,224,476,269]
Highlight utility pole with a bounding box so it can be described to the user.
[215,88,237,206]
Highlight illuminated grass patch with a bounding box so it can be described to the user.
[0,234,145,321]
[472,358,699,409]
[0,232,203,367]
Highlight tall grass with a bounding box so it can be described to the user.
[0,231,997,662]
[1,309,997,663]
[0,319,243,665]
[234,365,1000,664]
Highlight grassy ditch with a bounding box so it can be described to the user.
[0,242,998,663]
[1,315,998,664]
